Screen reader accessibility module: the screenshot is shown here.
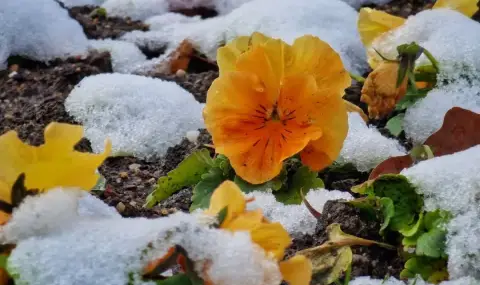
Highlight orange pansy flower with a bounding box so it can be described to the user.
[204,33,350,184]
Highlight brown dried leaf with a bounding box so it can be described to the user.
[168,40,194,74]
[369,107,480,179]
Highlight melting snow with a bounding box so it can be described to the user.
[58,0,106,7]
[89,39,148,73]
[350,276,480,285]
[0,0,89,70]
[64,73,204,160]
[247,189,354,237]
[102,0,170,21]
[3,189,281,285]
[121,0,368,74]
[337,113,406,172]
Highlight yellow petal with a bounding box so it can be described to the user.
[250,222,291,260]
[433,0,478,17]
[288,35,351,96]
[279,255,312,285]
[206,180,246,226]
[217,32,278,75]
[357,8,405,47]
[0,131,35,187]
[344,100,368,123]
[0,123,111,192]
[223,209,264,231]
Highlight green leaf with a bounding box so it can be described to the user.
[367,175,423,232]
[190,167,228,212]
[386,113,405,137]
[379,197,395,235]
[399,212,424,237]
[275,166,324,205]
[347,197,378,221]
[0,255,8,270]
[145,149,214,208]
[155,274,193,285]
[400,256,447,282]
[395,85,430,111]
[416,229,447,258]
[233,169,285,193]
[423,210,451,231]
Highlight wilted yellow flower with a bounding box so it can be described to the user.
[360,61,408,119]
[206,181,312,285]
[205,32,350,184]
[0,122,111,221]
[358,0,478,68]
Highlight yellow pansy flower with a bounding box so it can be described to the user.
[206,181,312,285]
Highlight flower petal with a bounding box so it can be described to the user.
[217,32,276,75]
[433,0,478,17]
[236,42,289,103]
[279,255,312,285]
[223,209,264,231]
[0,131,35,188]
[287,35,351,97]
[300,90,348,171]
[344,100,368,123]
[206,180,246,226]
[250,222,292,260]
[0,123,111,192]
[357,8,405,47]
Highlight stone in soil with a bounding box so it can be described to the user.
[68,6,149,39]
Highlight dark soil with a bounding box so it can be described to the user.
[68,6,149,39]
[288,200,403,280]
[368,0,435,17]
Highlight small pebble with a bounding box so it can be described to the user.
[186,130,200,143]
[116,202,126,213]
[119,171,128,179]
[129,201,137,207]
[176,69,187,78]
[128,163,141,172]
[147,178,156,184]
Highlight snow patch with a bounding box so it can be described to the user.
[4,189,281,285]
[89,39,148,73]
[0,0,89,70]
[58,0,106,7]
[247,189,354,237]
[121,0,368,74]
[102,0,170,21]
[350,276,480,285]
[340,0,392,9]
[337,113,406,172]
[64,73,204,160]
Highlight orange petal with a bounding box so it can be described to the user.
[223,209,264,231]
[236,43,288,103]
[225,75,323,184]
[287,35,351,97]
[300,91,348,171]
[433,0,478,17]
[279,255,312,285]
[250,222,292,260]
[357,8,405,47]
[205,181,246,226]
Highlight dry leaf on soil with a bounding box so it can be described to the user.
[369,107,480,179]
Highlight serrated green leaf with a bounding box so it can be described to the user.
[145,149,214,208]
[400,256,447,282]
[275,166,324,205]
[190,167,228,212]
[369,175,423,232]
[379,197,395,235]
[416,229,447,258]
[386,113,405,137]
